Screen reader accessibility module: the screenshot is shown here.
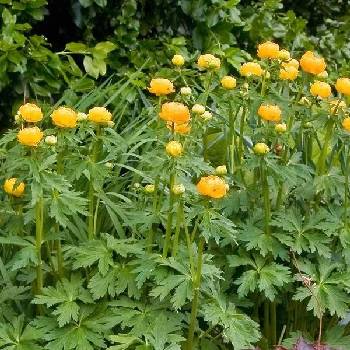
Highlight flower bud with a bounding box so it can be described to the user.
[253,142,270,155]
[45,135,57,145]
[165,140,183,157]
[180,87,192,96]
[77,112,88,121]
[299,97,311,106]
[144,184,155,193]
[14,113,21,123]
[107,121,115,128]
[278,49,291,61]
[317,71,328,79]
[172,54,185,66]
[172,184,185,195]
[133,182,141,189]
[192,104,206,115]
[215,165,227,176]
[265,71,271,79]
[105,162,114,169]
[201,111,213,121]
[275,123,287,134]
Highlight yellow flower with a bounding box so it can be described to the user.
[275,123,287,134]
[279,66,298,80]
[18,103,43,123]
[253,143,270,155]
[240,62,263,77]
[335,78,350,96]
[3,178,25,197]
[17,127,43,147]
[300,51,326,75]
[159,102,190,123]
[88,107,112,124]
[197,54,221,70]
[144,184,155,193]
[310,81,331,99]
[148,78,175,96]
[343,117,350,132]
[257,41,280,59]
[221,76,237,89]
[278,49,291,61]
[51,107,77,128]
[172,54,185,66]
[258,104,282,122]
[196,175,228,199]
[165,140,183,157]
[215,165,227,176]
[166,122,191,134]
[192,104,206,115]
[329,99,346,115]
[282,59,299,69]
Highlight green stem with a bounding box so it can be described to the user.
[264,300,270,342]
[148,176,160,253]
[271,301,277,346]
[261,159,271,235]
[202,72,213,162]
[238,106,247,165]
[172,199,183,257]
[345,147,349,232]
[317,119,334,175]
[35,197,44,295]
[186,236,205,350]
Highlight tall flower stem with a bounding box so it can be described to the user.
[186,236,205,350]
[317,118,334,175]
[202,71,213,162]
[147,176,160,253]
[228,102,239,175]
[261,159,271,235]
[344,146,349,232]
[238,105,247,165]
[35,196,44,294]
[172,199,183,257]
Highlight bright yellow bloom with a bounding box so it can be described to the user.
[279,66,298,80]
[165,140,183,157]
[253,143,270,155]
[257,41,279,59]
[282,59,299,69]
[196,175,228,199]
[197,54,221,70]
[166,122,191,134]
[172,54,185,66]
[3,178,25,197]
[148,78,175,96]
[275,123,287,134]
[258,104,282,122]
[343,117,350,132]
[159,102,190,123]
[18,103,43,123]
[310,81,331,99]
[221,76,237,89]
[51,107,77,128]
[17,127,43,147]
[144,184,155,193]
[335,78,350,96]
[300,51,326,75]
[278,49,290,61]
[240,62,263,77]
[88,107,112,124]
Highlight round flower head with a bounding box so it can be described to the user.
[144,184,155,193]
[279,65,298,81]
[45,135,57,145]
[172,54,185,67]
[17,127,43,147]
[3,178,25,197]
[180,87,192,96]
[196,175,228,199]
[257,41,280,59]
[215,165,227,176]
[88,107,112,124]
[165,140,183,157]
[310,81,331,99]
[335,78,350,96]
[159,102,190,124]
[172,184,185,195]
[197,54,221,70]
[221,76,237,89]
[317,71,328,79]
[201,111,213,121]
[253,142,270,155]
[148,78,174,96]
[275,123,287,134]
[192,104,206,115]
[240,62,263,77]
[258,104,282,122]
[51,107,77,128]
[330,99,346,115]
[77,112,88,121]
[18,103,43,123]
[282,59,299,70]
[166,122,191,134]
[300,51,326,75]
[278,49,290,61]
[343,117,350,132]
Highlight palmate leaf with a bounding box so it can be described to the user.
[201,295,261,349]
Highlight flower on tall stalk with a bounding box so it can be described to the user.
[165,140,183,157]
[45,135,57,145]
[88,107,112,124]
[258,104,282,122]
[257,41,279,59]
[279,65,298,80]
[300,51,326,75]
[166,122,191,134]
[159,102,190,123]
[148,78,175,96]
[191,104,206,115]
[3,178,25,197]
[172,54,185,66]
[342,117,350,132]
[215,165,227,176]
[197,54,221,70]
[275,123,287,134]
[17,127,43,147]
[278,49,290,61]
[180,87,192,95]
[172,184,185,195]
[18,103,43,123]
[335,78,350,96]
[221,76,237,89]
[240,62,263,77]
[51,107,77,128]
[253,142,270,155]
[310,81,332,99]
[197,175,228,199]
[282,59,299,69]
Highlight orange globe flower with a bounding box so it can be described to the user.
[159,102,190,124]
[148,78,175,96]
[197,54,221,70]
[300,51,326,75]
[196,175,228,199]
[240,62,263,77]
[167,122,191,134]
[17,127,43,147]
[51,107,77,128]
[257,41,279,59]
[18,103,43,123]
[279,66,298,80]
[310,81,331,99]
[3,178,25,197]
[258,104,282,122]
[343,117,350,132]
[335,78,350,96]
[88,107,112,124]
